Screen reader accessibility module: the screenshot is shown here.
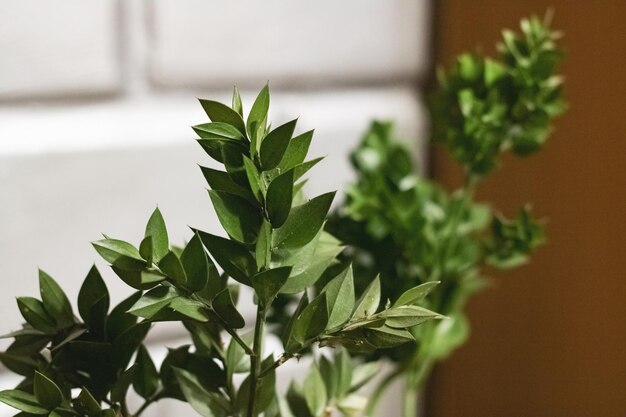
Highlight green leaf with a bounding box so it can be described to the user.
[169,297,210,322]
[133,345,159,399]
[366,325,415,348]
[322,265,355,330]
[199,99,246,136]
[34,372,63,409]
[335,349,352,397]
[292,293,328,345]
[212,288,245,329]
[282,292,308,352]
[106,292,142,341]
[73,388,101,416]
[92,239,146,270]
[139,236,153,264]
[39,270,73,327]
[273,192,335,249]
[243,156,264,201]
[352,276,381,319]
[255,220,271,270]
[252,267,292,305]
[349,362,379,393]
[181,232,210,292]
[318,355,338,400]
[259,119,297,170]
[247,84,270,143]
[0,390,48,414]
[209,190,262,243]
[197,138,247,165]
[16,297,56,334]
[303,364,327,417]
[110,365,137,404]
[111,268,165,290]
[381,305,443,328]
[266,168,294,228]
[0,352,39,376]
[197,230,256,286]
[200,166,254,202]
[72,388,102,417]
[192,122,244,140]
[112,323,151,369]
[128,286,178,319]
[159,251,187,287]
[174,368,228,417]
[278,130,314,172]
[293,157,324,181]
[225,335,250,382]
[78,265,109,329]
[392,281,439,307]
[145,207,169,262]
[232,86,243,117]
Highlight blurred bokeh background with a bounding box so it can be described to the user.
[1,1,624,416]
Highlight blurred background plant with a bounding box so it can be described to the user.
[324,13,566,417]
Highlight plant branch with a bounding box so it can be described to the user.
[246,302,267,417]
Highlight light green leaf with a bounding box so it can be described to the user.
[352,276,381,319]
[192,122,244,140]
[34,372,63,409]
[243,156,264,201]
[252,267,292,305]
[128,286,178,319]
[381,305,444,328]
[38,270,73,327]
[145,207,169,262]
[199,99,246,136]
[92,239,146,271]
[323,265,355,330]
[247,84,270,143]
[259,119,297,170]
[174,368,229,417]
[209,190,262,243]
[303,364,326,417]
[169,297,209,322]
[273,192,335,249]
[232,86,243,116]
[335,349,353,397]
[393,281,439,307]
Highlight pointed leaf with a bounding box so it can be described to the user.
[252,267,292,305]
[145,208,169,262]
[39,270,73,327]
[159,251,187,287]
[192,122,244,140]
[278,130,314,171]
[293,157,324,181]
[128,286,178,319]
[92,239,146,270]
[174,368,225,417]
[111,365,137,404]
[73,388,101,416]
[303,364,326,417]
[209,190,262,243]
[16,297,56,333]
[34,372,63,409]
[255,220,271,270]
[232,86,243,116]
[199,99,246,135]
[169,297,209,322]
[200,166,254,202]
[292,293,328,345]
[197,230,256,286]
[352,276,381,319]
[0,390,48,414]
[247,84,270,142]
[266,168,294,227]
[243,156,264,201]
[259,119,297,170]
[273,192,335,249]
[181,232,209,292]
[212,288,245,329]
[322,265,355,330]
[133,345,159,399]
[393,281,440,307]
[78,265,109,329]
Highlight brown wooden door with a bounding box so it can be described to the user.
[427,1,626,416]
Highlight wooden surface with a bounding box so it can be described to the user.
[426,2,626,416]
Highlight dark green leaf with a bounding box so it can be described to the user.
[181,232,210,292]
[73,388,101,416]
[252,267,292,305]
[174,368,228,417]
[266,169,294,228]
[39,270,73,327]
[139,236,153,264]
[259,119,297,170]
[282,292,308,352]
[110,365,137,404]
[0,352,39,376]
[243,156,264,201]
[145,208,169,263]
[200,166,254,202]
[199,99,246,136]
[112,323,151,369]
[78,265,109,330]
[34,372,63,409]
[106,292,142,341]
[209,190,262,243]
[255,220,271,270]
[192,122,244,140]
[111,267,165,290]
[0,390,48,414]
[365,325,414,348]
[159,251,187,287]
[212,288,245,329]
[16,297,56,334]
[133,345,159,399]
[197,230,256,286]
[273,192,335,249]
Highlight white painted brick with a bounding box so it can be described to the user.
[149,0,431,88]
[0,0,120,100]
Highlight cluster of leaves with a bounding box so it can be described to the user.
[0,86,443,417]
[323,13,562,408]
[431,13,566,175]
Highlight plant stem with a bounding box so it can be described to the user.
[246,302,267,417]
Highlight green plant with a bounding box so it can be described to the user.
[0,86,444,417]
[325,13,565,417]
